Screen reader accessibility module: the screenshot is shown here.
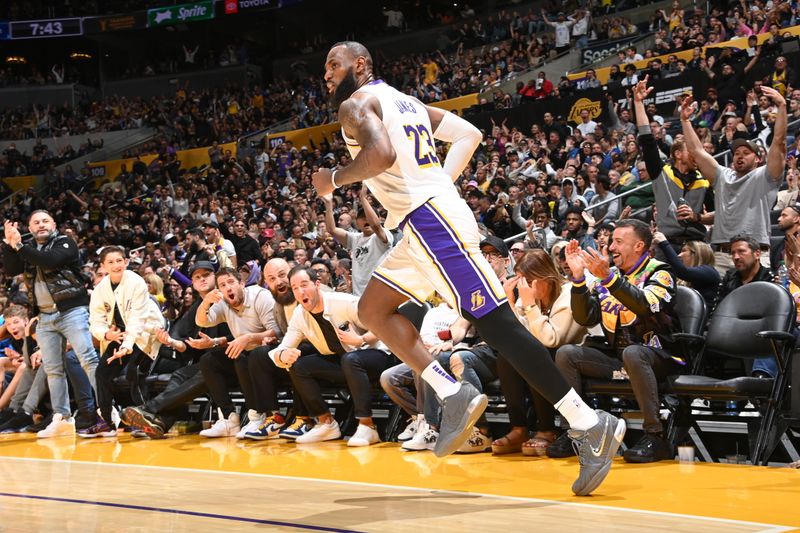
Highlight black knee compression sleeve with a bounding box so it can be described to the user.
[467,303,570,404]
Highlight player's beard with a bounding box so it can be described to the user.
[330,67,358,108]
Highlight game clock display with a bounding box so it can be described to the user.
[11,18,83,39]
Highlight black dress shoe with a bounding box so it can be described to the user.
[546,431,577,458]
[25,413,53,433]
[623,432,674,463]
[0,411,34,433]
[0,409,16,426]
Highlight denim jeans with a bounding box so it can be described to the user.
[380,363,424,417]
[448,346,497,391]
[37,307,99,406]
[20,349,95,421]
[752,356,778,378]
[17,366,45,413]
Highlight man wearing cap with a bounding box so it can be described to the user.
[204,220,237,269]
[682,85,788,273]
[542,9,574,54]
[121,261,232,439]
[633,78,709,255]
[480,236,513,280]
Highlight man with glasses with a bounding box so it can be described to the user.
[310,258,335,288]
[480,236,513,280]
[225,218,263,266]
[509,242,527,260]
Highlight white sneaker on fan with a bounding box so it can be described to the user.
[296,419,341,443]
[200,409,241,438]
[398,415,421,441]
[236,410,265,439]
[347,424,380,447]
[37,414,76,438]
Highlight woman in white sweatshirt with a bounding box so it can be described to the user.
[494,249,587,455]
[88,246,165,435]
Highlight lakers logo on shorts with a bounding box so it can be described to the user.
[471,290,486,312]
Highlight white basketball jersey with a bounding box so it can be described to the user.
[341,80,459,229]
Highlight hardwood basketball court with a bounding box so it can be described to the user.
[0,433,796,532]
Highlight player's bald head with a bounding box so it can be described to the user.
[329,41,373,71]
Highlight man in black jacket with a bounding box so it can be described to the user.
[3,211,101,437]
[554,219,682,463]
[224,218,264,266]
[714,235,775,310]
[121,261,232,439]
[713,235,777,380]
[180,228,214,275]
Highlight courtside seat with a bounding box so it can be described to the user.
[667,375,774,398]
[668,282,796,465]
[583,378,674,396]
[143,373,174,394]
[484,379,502,396]
[483,378,506,416]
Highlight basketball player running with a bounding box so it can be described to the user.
[312,42,625,496]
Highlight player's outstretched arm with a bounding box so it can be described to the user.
[427,105,482,182]
[312,93,396,197]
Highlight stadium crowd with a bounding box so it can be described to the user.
[0,0,797,464]
[0,3,649,178]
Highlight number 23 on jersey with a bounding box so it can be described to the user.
[404,124,440,169]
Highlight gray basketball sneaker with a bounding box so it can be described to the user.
[568,410,626,496]
[433,382,489,458]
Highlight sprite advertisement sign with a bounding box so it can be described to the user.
[148,0,215,27]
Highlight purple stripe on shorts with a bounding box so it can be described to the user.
[407,205,502,319]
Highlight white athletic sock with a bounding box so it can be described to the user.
[421,360,461,399]
[554,388,599,431]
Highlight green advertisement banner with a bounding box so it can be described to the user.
[148,0,214,27]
